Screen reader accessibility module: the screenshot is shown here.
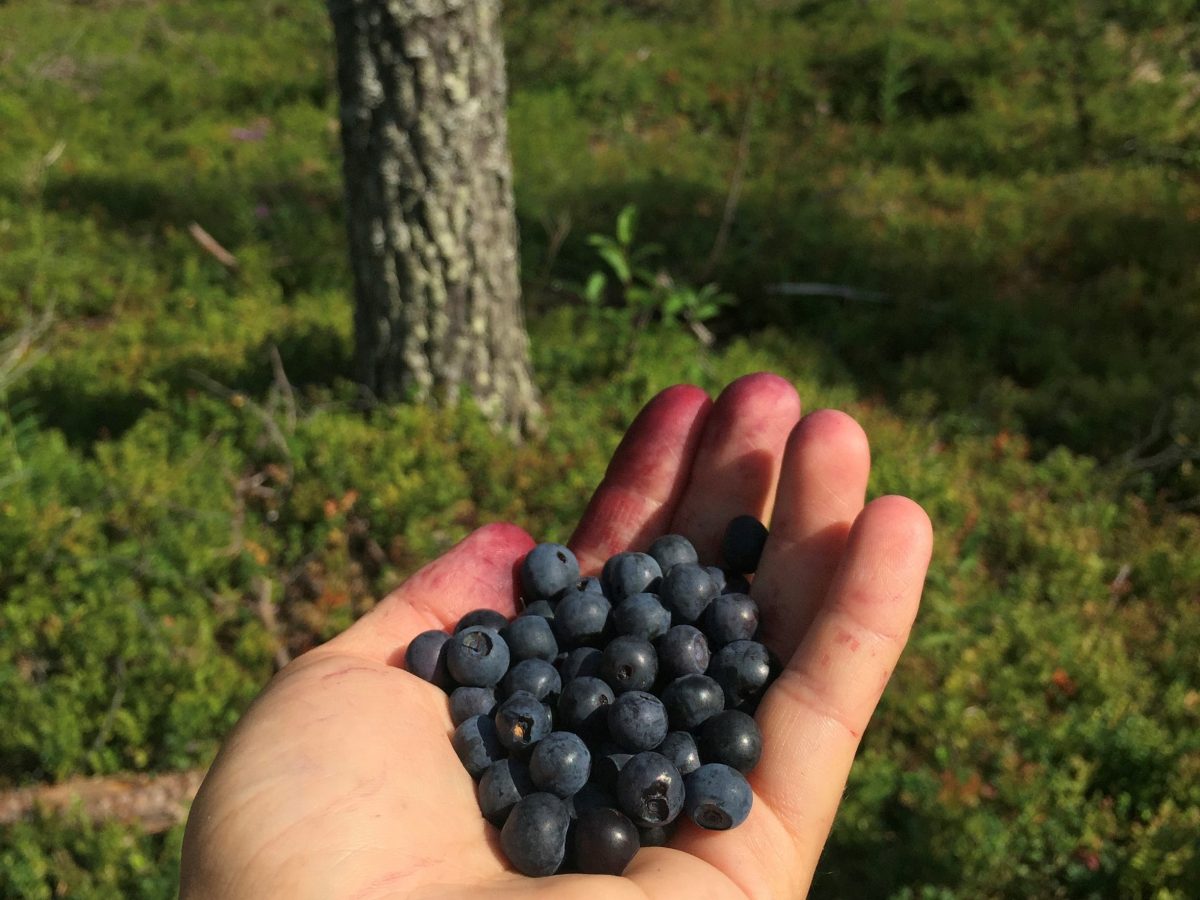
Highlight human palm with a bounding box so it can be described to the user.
[181,375,932,899]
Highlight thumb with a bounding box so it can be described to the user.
[327,522,536,666]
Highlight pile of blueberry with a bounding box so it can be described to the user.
[404,515,778,878]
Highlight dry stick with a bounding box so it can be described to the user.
[187,222,238,269]
[696,75,761,286]
[254,574,293,672]
[0,770,206,834]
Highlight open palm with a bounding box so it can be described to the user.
[180,374,932,899]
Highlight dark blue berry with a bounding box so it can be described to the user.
[449,686,496,726]
[601,552,662,601]
[445,626,510,687]
[500,792,571,876]
[722,515,768,575]
[571,807,640,876]
[660,674,725,731]
[576,575,605,595]
[659,563,719,626]
[593,750,633,793]
[599,635,658,694]
[705,566,727,593]
[647,534,699,574]
[404,630,451,688]
[658,730,701,776]
[529,731,592,798]
[452,714,505,779]
[502,615,559,663]
[478,758,535,826]
[566,782,616,819]
[553,589,612,649]
[705,593,760,648]
[520,543,581,605]
[612,592,671,642]
[607,691,669,752]
[697,709,763,773]
[557,646,603,682]
[455,608,510,633]
[684,763,753,830]
[495,690,552,754]
[503,658,562,702]
[616,751,685,827]
[658,625,711,680]
[519,599,556,621]
[708,640,774,709]
[557,676,615,739]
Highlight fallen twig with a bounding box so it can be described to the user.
[188,222,238,269]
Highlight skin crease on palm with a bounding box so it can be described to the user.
[179,373,933,900]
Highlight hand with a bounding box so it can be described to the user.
[180,374,932,899]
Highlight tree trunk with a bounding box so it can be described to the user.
[329,0,540,434]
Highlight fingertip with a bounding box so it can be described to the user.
[718,371,801,418]
[857,495,934,565]
[790,408,870,461]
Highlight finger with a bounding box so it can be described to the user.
[569,384,712,573]
[669,496,932,899]
[752,410,870,661]
[761,496,932,888]
[669,373,801,565]
[327,522,536,666]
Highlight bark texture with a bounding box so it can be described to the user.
[330,0,540,433]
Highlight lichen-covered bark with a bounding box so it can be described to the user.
[329,0,540,434]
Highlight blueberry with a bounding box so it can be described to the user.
[500,792,571,876]
[478,758,535,826]
[566,782,616,819]
[659,563,719,626]
[502,614,559,663]
[615,751,685,827]
[723,572,752,595]
[593,750,633,793]
[445,626,510,687]
[529,731,592,798]
[660,674,725,731]
[612,592,672,642]
[607,691,669,752]
[404,630,451,688]
[706,566,727,592]
[571,807,640,876]
[576,575,605,595]
[647,534,699,574]
[684,763,753,830]
[557,646,603,682]
[601,552,662,601]
[557,676,615,739]
[495,691,552,754]
[519,599,556,621]
[553,589,612,649]
[705,593,759,648]
[599,635,658,694]
[503,658,562,702]
[708,640,775,709]
[697,709,763,773]
[722,515,768,575]
[521,543,581,605]
[449,685,496,726]
[657,625,711,680]
[452,714,505,779]
[658,730,701,776]
[455,608,511,633]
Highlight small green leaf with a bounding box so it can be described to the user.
[616,204,638,246]
[584,271,607,303]
[597,246,631,284]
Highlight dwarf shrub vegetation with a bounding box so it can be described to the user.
[1,0,1197,896]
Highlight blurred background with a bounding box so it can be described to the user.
[1,0,1198,896]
